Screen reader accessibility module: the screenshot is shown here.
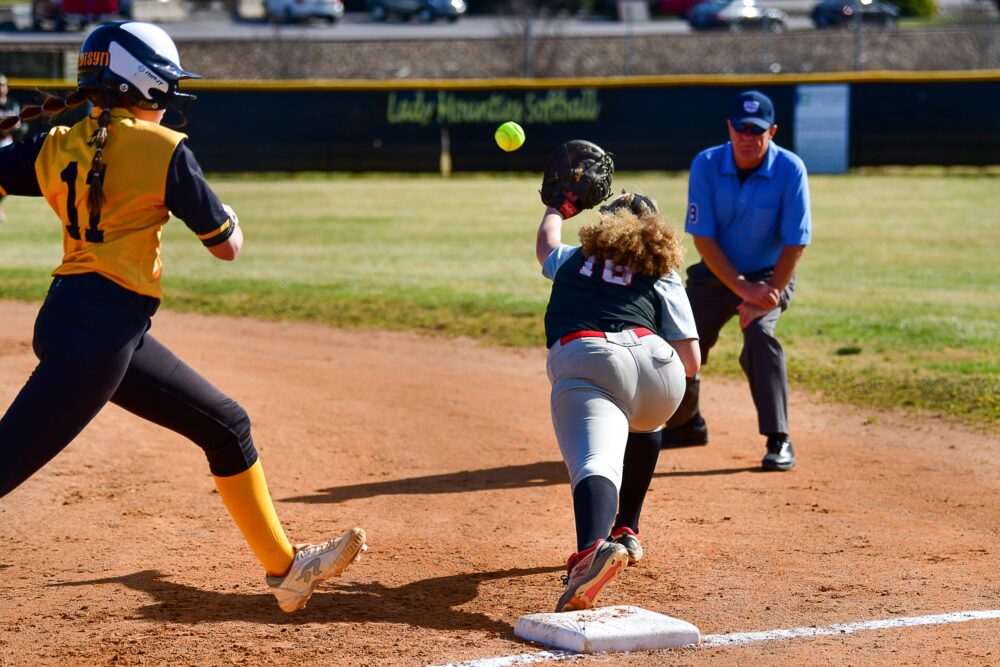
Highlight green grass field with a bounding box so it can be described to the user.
[1,172,997,427]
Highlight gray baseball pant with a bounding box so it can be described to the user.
[547,330,686,490]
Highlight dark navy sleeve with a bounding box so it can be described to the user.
[164,141,236,247]
[0,132,46,197]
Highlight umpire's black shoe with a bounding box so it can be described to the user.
[761,436,796,471]
[661,414,709,448]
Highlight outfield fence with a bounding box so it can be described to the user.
[11,71,1000,172]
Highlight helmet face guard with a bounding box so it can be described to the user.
[77,21,201,114]
[164,91,197,128]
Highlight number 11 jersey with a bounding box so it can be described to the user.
[1,107,235,299]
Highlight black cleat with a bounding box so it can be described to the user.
[661,414,709,448]
[761,436,796,471]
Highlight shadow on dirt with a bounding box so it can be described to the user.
[49,565,563,632]
[283,461,760,503]
[659,466,763,477]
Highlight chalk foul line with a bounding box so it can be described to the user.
[698,609,1000,647]
[429,608,1000,667]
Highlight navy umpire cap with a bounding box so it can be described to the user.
[729,90,775,131]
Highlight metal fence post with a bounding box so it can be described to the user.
[524,12,535,78]
[625,6,635,76]
[763,15,772,73]
[853,5,863,71]
[988,19,999,70]
[439,124,452,178]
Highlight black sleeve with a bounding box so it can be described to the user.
[164,140,235,248]
[0,132,46,197]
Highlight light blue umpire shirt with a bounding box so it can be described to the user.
[685,141,812,275]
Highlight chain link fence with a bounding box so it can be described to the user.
[1,11,998,79]
[176,22,1000,79]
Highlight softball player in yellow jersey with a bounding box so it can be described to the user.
[0,22,365,613]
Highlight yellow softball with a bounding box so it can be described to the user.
[494,121,525,152]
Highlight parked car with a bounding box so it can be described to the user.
[686,0,786,30]
[653,0,704,16]
[810,0,899,28]
[31,0,129,31]
[365,0,467,22]
[265,0,344,24]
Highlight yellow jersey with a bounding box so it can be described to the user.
[1,108,234,300]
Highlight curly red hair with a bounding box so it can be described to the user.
[578,193,684,277]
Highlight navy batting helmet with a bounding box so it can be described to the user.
[77,22,201,111]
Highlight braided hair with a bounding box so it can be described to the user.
[0,89,88,133]
[0,89,119,222]
[86,93,115,217]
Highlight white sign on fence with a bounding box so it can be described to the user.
[793,84,850,174]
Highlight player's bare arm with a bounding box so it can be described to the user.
[535,206,564,266]
[207,204,243,261]
[668,337,701,378]
[692,235,779,309]
[537,140,615,267]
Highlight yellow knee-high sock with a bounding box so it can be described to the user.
[214,460,295,577]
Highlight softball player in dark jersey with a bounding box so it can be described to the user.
[537,193,701,613]
[0,22,364,613]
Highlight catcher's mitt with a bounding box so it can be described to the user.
[540,140,615,219]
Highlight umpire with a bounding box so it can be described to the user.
[662,90,811,471]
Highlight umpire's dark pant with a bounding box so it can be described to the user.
[0,273,257,499]
[672,261,795,437]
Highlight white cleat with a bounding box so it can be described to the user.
[266,527,366,613]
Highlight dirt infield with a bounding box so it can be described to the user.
[0,301,997,667]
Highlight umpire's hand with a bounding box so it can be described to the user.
[740,281,781,310]
[737,302,774,329]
